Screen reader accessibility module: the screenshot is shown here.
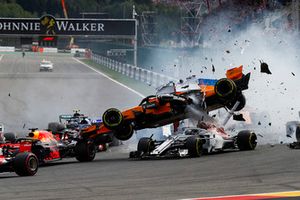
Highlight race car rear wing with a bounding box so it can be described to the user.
[198,66,250,91]
[59,114,73,123]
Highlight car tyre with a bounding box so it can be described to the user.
[186,136,202,157]
[226,94,246,111]
[75,140,96,162]
[102,108,123,130]
[48,122,65,134]
[114,124,134,141]
[4,132,16,142]
[137,137,155,153]
[215,78,237,101]
[295,125,300,141]
[14,152,38,176]
[237,130,257,151]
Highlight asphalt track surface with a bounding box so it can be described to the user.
[0,53,142,132]
[0,53,300,200]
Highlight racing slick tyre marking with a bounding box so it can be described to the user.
[248,132,257,150]
[215,78,237,100]
[13,152,39,176]
[196,139,201,156]
[102,108,123,130]
[237,131,257,151]
[186,136,202,157]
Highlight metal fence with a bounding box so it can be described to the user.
[90,52,177,88]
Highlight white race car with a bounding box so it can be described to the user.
[40,60,53,72]
[129,124,257,159]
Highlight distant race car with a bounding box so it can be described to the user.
[129,124,257,159]
[89,66,250,142]
[57,110,91,130]
[40,59,53,71]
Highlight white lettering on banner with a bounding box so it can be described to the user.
[75,23,82,31]
[98,23,104,31]
[35,22,40,30]
[91,23,96,31]
[3,22,11,30]
[56,21,68,31]
[68,23,75,31]
[12,23,19,30]
[0,20,105,32]
[56,21,104,32]
[0,22,41,31]
[82,23,89,31]
[21,23,29,30]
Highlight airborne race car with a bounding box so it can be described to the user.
[129,124,257,159]
[0,127,96,176]
[80,66,251,143]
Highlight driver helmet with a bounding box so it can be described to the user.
[80,118,90,125]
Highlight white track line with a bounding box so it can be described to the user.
[0,55,3,62]
[72,58,145,98]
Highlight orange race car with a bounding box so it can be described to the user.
[80,66,250,142]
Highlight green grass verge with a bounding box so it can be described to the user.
[81,59,155,97]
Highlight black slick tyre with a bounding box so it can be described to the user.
[3,132,16,142]
[237,130,257,151]
[226,94,246,111]
[48,122,65,133]
[102,108,123,130]
[186,136,202,157]
[295,125,300,141]
[137,137,155,153]
[14,152,38,176]
[114,124,134,141]
[214,78,237,100]
[75,140,96,162]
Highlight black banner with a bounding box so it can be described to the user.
[0,15,136,36]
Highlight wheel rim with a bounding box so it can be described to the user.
[27,156,38,172]
[249,133,257,149]
[215,78,236,99]
[103,110,122,127]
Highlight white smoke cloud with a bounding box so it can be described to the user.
[147,3,300,144]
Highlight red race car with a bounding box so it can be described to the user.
[80,66,250,143]
[0,127,97,176]
[0,132,38,176]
